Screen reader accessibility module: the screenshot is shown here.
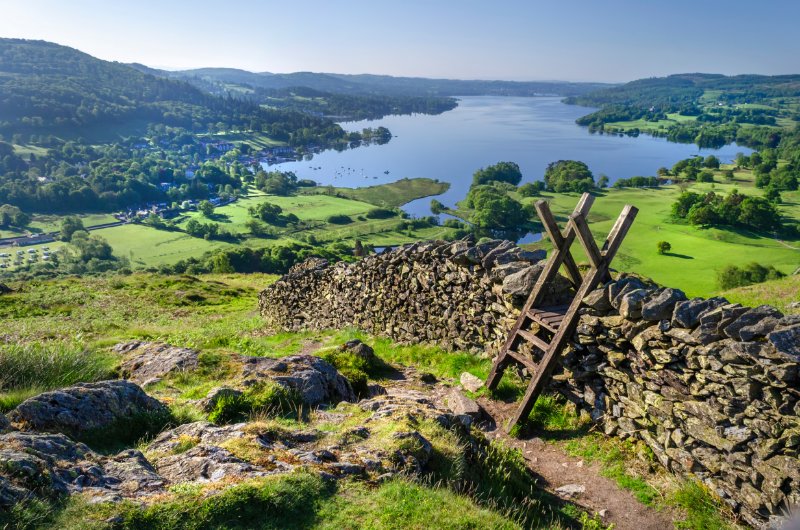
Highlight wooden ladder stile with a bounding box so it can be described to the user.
[485,192,638,432]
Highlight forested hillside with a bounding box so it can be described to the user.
[565,73,800,149]
[0,39,345,141]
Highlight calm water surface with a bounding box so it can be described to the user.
[270,96,751,218]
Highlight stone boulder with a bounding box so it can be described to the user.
[502,264,542,298]
[723,305,783,341]
[0,283,12,295]
[239,354,356,405]
[7,380,169,436]
[116,341,200,384]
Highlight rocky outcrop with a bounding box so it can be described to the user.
[0,431,164,507]
[237,354,356,405]
[7,380,169,437]
[116,341,200,385]
[260,237,568,354]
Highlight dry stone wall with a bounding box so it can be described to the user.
[259,238,800,528]
[260,237,567,355]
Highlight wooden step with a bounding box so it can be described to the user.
[527,304,569,332]
[506,350,538,372]
[517,328,550,352]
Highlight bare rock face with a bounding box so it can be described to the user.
[0,431,165,507]
[7,380,169,437]
[116,341,200,384]
[239,354,356,405]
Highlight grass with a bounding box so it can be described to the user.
[0,212,118,239]
[37,473,529,530]
[301,177,451,208]
[520,176,799,298]
[721,274,800,314]
[0,342,117,411]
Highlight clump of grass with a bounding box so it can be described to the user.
[670,480,741,530]
[0,343,116,412]
[318,348,374,398]
[207,381,301,425]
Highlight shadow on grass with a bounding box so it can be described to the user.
[204,213,232,223]
[664,252,694,259]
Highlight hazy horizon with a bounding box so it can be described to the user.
[1,0,799,83]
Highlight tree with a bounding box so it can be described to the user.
[0,204,30,228]
[543,160,594,192]
[656,241,671,255]
[465,185,529,230]
[697,170,714,183]
[597,175,610,188]
[198,200,215,217]
[703,155,721,169]
[249,202,284,224]
[70,231,114,261]
[471,162,523,187]
[518,181,545,197]
[430,200,445,214]
[60,216,85,242]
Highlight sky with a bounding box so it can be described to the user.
[1,0,798,83]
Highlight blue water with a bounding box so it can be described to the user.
[270,96,751,218]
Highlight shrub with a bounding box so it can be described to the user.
[365,208,397,219]
[718,262,786,290]
[327,214,353,225]
[656,241,671,255]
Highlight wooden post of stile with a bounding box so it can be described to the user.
[485,192,638,431]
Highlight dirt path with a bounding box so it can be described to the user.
[478,398,676,530]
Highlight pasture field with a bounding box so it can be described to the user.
[521,170,799,298]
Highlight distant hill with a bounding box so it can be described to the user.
[147,66,611,98]
[0,39,303,140]
[565,73,800,109]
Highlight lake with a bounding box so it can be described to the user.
[270,96,751,218]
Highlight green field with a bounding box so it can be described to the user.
[302,177,450,208]
[0,213,118,239]
[521,174,800,298]
[1,188,458,272]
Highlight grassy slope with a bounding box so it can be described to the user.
[521,170,800,298]
[0,213,119,239]
[721,274,800,314]
[0,273,599,530]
